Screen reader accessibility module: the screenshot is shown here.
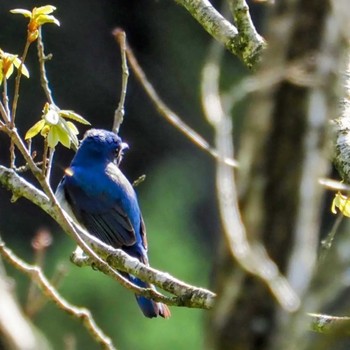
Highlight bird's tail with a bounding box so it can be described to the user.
[128,275,171,319]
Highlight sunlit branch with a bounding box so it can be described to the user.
[175,0,265,68]
[11,39,31,125]
[228,0,265,64]
[0,265,50,350]
[0,165,216,309]
[200,41,300,312]
[112,29,129,134]
[122,31,237,168]
[37,28,55,105]
[2,77,10,119]
[0,101,9,123]
[0,241,117,350]
[309,313,350,335]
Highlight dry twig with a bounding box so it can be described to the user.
[0,240,117,350]
[200,41,300,312]
[112,29,129,134]
[120,30,237,167]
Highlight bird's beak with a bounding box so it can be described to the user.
[116,142,129,166]
[121,142,129,151]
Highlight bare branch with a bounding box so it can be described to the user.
[332,116,350,182]
[112,29,129,134]
[71,245,215,309]
[200,41,299,312]
[309,313,350,335]
[0,101,9,123]
[175,0,265,68]
[37,28,55,105]
[11,39,31,126]
[0,261,51,350]
[228,0,264,64]
[0,165,216,309]
[0,240,117,350]
[2,77,10,119]
[123,32,238,167]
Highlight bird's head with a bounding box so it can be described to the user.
[72,129,129,166]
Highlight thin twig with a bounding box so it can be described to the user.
[0,101,9,123]
[11,39,31,125]
[27,263,68,317]
[2,77,10,118]
[42,139,49,176]
[10,38,31,169]
[112,29,129,134]
[6,70,16,168]
[15,162,44,173]
[200,40,299,311]
[319,215,343,264]
[37,28,55,105]
[0,240,117,350]
[46,148,55,182]
[9,139,16,169]
[121,30,237,167]
[37,27,56,182]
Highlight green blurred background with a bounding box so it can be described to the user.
[0,0,254,348]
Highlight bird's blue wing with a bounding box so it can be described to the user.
[59,176,137,248]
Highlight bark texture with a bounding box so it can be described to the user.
[208,0,348,349]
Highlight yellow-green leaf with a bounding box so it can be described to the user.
[10,9,32,17]
[59,110,90,125]
[25,119,45,139]
[331,192,350,217]
[13,57,30,78]
[69,133,79,149]
[34,5,57,15]
[59,118,78,148]
[47,127,59,148]
[56,124,71,148]
[66,121,79,135]
[35,14,60,26]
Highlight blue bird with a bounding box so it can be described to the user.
[55,129,171,318]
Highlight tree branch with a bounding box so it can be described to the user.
[0,165,216,310]
[332,114,350,182]
[174,0,265,68]
[112,29,129,134]
[200,40,300,312]
[37,28,55,105]
[0,241,116,350]
[309,313,350,335]
[123,31,237,167]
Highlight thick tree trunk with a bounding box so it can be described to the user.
[208,0,349,349]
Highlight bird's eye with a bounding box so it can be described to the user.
[115,146,123,165]
[114,142,128,165]
[115,146,122,158]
